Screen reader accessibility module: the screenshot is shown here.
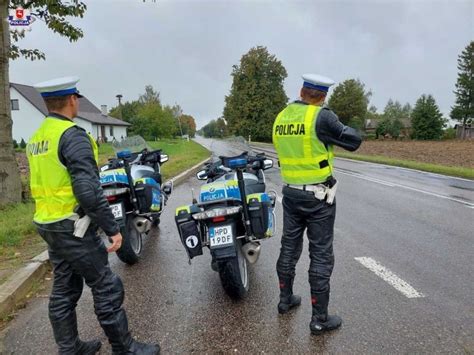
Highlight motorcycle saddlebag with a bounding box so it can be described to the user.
[247,193,273,239]
[175,205,203,259]
[135,177,161,213]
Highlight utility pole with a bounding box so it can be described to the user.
[116,94,123,119]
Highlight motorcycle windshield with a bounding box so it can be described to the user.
[112,135,150,157]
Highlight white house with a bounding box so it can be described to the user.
[10,82,130,142]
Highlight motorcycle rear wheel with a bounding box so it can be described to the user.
[217,241,249,299]
[116,216,143,265]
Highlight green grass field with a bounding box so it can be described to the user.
[335,151,474,180]
[1,139,209,278]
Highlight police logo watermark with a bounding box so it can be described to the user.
[8,7,35,34]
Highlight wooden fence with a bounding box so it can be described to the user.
[456,125,473,139]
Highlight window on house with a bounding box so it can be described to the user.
[109,126,114,137]
[11,99,19,110]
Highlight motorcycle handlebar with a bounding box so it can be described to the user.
[203,152,267,178]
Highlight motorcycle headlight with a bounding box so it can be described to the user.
[192,206,241,220]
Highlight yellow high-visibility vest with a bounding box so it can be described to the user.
[272,103,334,185]
[27,117,98,223]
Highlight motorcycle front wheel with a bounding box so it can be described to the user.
[217,240,249,299]
[116,216,143,265]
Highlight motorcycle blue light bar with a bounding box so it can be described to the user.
[228,158,247,169]
[117,150,132,159]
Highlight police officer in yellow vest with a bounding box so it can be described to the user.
[27,77,160,354]
[273,74,361,335]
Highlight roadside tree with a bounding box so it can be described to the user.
[328,79,371,126]
[179,114,197,138]
[109,100,141,123]
[223,46,288,142]
[1,0,87,205]
[450,41,474,126]
[109,86,182,139]
[411,95,446,140]
[200,118,228,138]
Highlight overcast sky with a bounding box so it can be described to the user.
[9,0,473,127]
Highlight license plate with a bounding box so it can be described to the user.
[209,225,233,247]
[110,203,124,219]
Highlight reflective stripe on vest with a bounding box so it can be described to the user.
[27,117,98,224]
[272,103,334,185]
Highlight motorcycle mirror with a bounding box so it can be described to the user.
[263,159,274,170]
[160,154,169,163]
[196,170,208,180]
[251,161,261,170]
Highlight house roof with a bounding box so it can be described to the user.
[10,82,131,126]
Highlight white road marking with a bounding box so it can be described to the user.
[355,257,424,299]
[337,169,474,208]
[335,170,395,187]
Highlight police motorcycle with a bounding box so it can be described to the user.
[99,136,173,265]
[175,151,276,299]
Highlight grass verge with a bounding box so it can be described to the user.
[335,151,474,180]
[0,202,46,283]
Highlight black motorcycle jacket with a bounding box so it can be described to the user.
[293,101,362,151]
[316,107,362,151]
[51,114,120,237]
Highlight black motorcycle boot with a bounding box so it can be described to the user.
[277,276,301,314]
[50,312,80,354]
[309,291,342,335]
[51,313,101,355]
[102,311,159,355]
[76,339,102,355]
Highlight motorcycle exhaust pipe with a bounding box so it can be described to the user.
[242,241,261,264]
[133,217,151,234]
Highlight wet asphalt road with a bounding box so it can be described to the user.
[1,137,473,354]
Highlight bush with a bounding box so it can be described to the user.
[443,127,457,140]
[391,119,403,139]
[12,139,18,149]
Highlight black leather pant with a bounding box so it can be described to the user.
[36,219,132,354]
[276,186,336,294]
